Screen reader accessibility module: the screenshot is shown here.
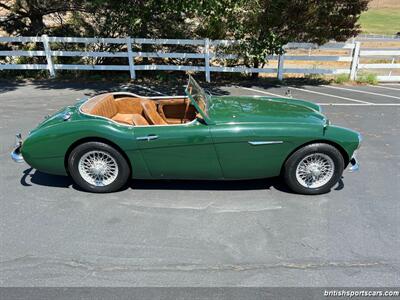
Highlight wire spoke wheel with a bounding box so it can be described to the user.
[295,153,335,189]
[78,150,119,186]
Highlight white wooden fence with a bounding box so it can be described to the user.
[0,35,399,82]
[358,48,400,82]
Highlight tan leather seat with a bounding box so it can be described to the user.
[81,94,173,126]
[131,114,149,125]
[157,98,196,124]
[82,94,149,126]
[83,94,118,119]
[158,99,185,124]
[112,113,149,126]
[141,100,167,125]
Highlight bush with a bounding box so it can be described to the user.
[334,74,350,84]
[356,73,378,85]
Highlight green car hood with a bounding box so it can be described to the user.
[208,96,326,125]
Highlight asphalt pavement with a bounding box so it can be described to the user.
[0,78,399,287]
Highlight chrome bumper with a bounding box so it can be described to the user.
[348,151,359,172]
[10,133,24,163]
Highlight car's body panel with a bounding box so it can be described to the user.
[208,96,325,125]
[22,108,149,177]
[210,122,324,179]
[19,78,361,182]
[133,120,223,179]
[322,125,360,158]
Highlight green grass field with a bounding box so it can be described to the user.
[358,8,400,35]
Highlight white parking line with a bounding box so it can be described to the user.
[237,88,400,106]
[288,86,372,104]
[380,83,400,86]
[239,86,287,98]
[373,85,400,91]
[322,85,400,100]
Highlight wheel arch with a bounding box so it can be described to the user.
[280,139,350,175]
[64,137,132,176]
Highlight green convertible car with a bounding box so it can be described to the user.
[11,76,360,194]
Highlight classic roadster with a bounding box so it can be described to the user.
[11,76,360,194]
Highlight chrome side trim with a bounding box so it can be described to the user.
[136,135,159,141]
[248,141,283,146]
[112,92,187,100]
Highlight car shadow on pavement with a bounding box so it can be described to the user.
[21,168,74,189]
[129,177,293,192]
[21,168,296,194]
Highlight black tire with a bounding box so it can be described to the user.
[283,143,344,195]
[68,142,130,193]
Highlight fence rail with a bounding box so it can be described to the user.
[0,35,399,82]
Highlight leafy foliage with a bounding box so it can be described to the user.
[201,0,369,74]
[356,72,378,85]
[0,0,370,76]
[0,0,86,35]
[334,74,351,84]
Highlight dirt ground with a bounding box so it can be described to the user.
[369,0,400,8]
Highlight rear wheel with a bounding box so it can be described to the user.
[283,143,344,195]
[68,142,130,193]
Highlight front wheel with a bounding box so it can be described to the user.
[283,143,344,195]
[68,142,130,193]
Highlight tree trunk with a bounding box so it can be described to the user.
[28,14,46,35]
[251,59,259,79]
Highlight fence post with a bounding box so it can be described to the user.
[126,37,136,80]
[350,41,361,80]
[204,38,211,82]
[42,35,55,77]
[277,54,285,80]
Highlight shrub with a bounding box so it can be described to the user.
[334,74,350,84]
[356,73,378,85]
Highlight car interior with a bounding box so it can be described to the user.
[80,93,198,126]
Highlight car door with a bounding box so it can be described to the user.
[210,123,290,179]
[134,120,223,179]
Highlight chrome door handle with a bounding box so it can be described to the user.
[136,135,159,141]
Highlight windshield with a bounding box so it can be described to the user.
[185,75,210,118]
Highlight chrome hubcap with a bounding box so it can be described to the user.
[78,150,119,186]
[296,153,335,188]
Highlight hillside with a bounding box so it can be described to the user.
[358,0,400,35]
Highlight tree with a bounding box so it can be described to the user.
[199,0,370,78]
[0,0,370,76]
[0,0,86,35]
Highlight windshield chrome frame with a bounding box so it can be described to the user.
[184,75,214,124]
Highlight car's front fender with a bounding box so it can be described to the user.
[322,125,361,159]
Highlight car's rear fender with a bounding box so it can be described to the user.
[21,120,150,178]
